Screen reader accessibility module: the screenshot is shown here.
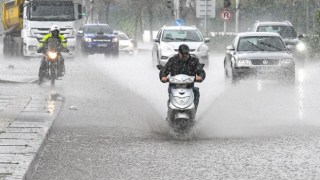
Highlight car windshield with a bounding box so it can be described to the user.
[238,36,286,51]
[84,26,113,34]
[257,26,297,38]
[117,34,129,40]
[162,30,203,42]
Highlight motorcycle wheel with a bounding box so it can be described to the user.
[50,63,57,86]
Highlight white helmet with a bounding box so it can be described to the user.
[50,25,60,34]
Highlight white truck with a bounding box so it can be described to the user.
[2,0,82,58]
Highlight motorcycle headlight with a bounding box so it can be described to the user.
[281,59,292,64]
[84,37,92,42]
[174,96,190,105]
[238,59,250,64]
[198,44,209,52]
[47,51,58,60]
[297,43,305,51]
[112,38,118,42]
[161,44,173,52]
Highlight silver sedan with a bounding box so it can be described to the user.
[224,32,295,84]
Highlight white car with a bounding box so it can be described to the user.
[114,31,134,54]
[152,25,210,66]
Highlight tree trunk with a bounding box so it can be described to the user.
[105,1,111,24]
[138,8,143,42]
[148,4,153,43]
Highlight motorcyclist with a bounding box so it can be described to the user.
[159,44,206,110]
[37,25,68,78]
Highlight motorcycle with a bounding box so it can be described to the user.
[157,64,204,135]
[37,38,69,86]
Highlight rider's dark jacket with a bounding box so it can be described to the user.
[159,54,206,87]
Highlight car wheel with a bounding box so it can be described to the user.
[112,49,119,59]
[286,69,295,84]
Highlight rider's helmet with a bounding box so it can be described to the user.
[50,25,60,37]
[178,44,190,55]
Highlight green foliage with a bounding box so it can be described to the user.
[205,33,236,53]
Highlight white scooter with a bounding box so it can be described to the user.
[157,64,204,135]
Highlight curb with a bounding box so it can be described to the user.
[0,94,64,180]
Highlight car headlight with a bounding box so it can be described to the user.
[161,44,173,52]
[84,37,92,42]
[238,59,250,64]
[296,43,305,51]
[281,59,292,64]
[198,44,209,52]
[47,51,58,60]
[174,96,190,105]
[112,38,118,42]
[129,43,134,48]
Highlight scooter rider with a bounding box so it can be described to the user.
[37,25,68,78]
[159,44,206,110]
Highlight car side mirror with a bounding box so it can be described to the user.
[153,38,159,43]
[227,45,235,50]
[78,30,83,34]
[157,65,164,70]
[298,34,304,39]
[204,38,210,43]
[287,45,294,50]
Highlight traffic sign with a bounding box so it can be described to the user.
[174,19,184,26]
[220,9,232,21]
[196,0,216,19]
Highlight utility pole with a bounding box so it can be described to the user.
[175,0,180,19]
[82,0,88,24]
[236,0,240,33]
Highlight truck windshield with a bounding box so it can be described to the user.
[29,4,74,21]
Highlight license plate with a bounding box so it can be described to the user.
[97,44,107,47]
[258,67,276,72]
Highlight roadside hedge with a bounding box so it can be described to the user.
[205,33,236,53]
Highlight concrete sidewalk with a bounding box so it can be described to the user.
[0,93,63,180]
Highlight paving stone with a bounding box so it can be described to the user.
[0,146,38,154]
[0,133,44,140]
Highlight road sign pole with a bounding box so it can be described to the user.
[224,21,226,34]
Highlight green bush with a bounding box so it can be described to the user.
[205,33,236,53]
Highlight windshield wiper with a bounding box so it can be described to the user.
[246,41,264,51]
[260,42,283,51]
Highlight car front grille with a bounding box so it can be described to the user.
[251,59,279,65]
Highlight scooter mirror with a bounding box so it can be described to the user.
[157,65,164,70]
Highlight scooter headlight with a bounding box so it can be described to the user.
[174,96,190,105]
[169,78,180,83]
[183,78,194,83]
[47,51,58,60]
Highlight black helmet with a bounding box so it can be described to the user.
[178,44,190,55]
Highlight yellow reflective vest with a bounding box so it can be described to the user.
[39,34,67,47]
